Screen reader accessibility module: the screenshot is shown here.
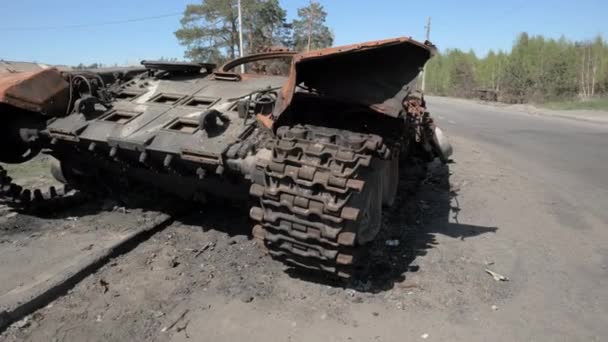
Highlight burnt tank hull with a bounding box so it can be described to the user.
[0,37,451,278]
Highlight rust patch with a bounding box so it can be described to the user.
[215,50,297,81]
[0,68,69,114]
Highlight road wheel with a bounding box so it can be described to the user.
[356,164,383,244]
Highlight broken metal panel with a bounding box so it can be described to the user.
[215,50,296,81]
[0,68,69,114]
[274,37,435,119]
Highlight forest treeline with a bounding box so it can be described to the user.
[425,33,608,103]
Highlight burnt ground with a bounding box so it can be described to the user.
[0,151,507,342]
[1,98,607,341]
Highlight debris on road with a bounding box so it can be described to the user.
[485,268,509,281]
[81,244,94,251]
[161,309,190,333]
[421,333,429,339]
[168,257,180,268]
[194,241,215,257]
[99,279,109,293]
[240,293,255,303]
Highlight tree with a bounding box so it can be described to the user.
[446,49,477,97]
[174,0,290,63]
[175,0,239,63]
[245,0,291,53]
[425,32,608,104]
[578,36,605,99]
[292,1,333,52]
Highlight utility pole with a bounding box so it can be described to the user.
[420,16,431,92]
[238,0,245,73]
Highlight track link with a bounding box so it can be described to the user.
[250,125,389,278]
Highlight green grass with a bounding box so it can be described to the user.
[542,97,608,111]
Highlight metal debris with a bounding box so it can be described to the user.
[194,241,215,257]
[485,268,509,281]
[161,309,189,333]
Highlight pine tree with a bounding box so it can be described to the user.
[175,0,290,63]
[292,1,333,52]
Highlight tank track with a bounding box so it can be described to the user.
[249,125,389,278]
[0,164,86,214]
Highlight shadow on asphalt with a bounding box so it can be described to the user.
[286,160,498,292]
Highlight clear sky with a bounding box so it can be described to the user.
[0,0,605,66]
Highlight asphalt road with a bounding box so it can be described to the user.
[429,96,608,225]
[427,96,608,341]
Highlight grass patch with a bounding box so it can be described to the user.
[542,97,608,111]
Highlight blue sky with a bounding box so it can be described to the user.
[0,0,605,65]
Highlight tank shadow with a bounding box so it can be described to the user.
[285,159,498,292]
[176,200,252,237]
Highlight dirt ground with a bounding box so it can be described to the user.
[1,98,606,341]
[0,139,511,342]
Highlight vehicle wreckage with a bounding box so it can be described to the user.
[0,37,451,278]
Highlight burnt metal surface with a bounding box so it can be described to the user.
[0,36,451,278]
[0,69,69,114]
[142,60,216,75]
[215,50,296,81]
[274,37,435,120]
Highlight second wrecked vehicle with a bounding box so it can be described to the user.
[0,37,451,278]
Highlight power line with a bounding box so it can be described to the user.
[0,12,182,31]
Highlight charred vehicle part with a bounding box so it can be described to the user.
[0,37,451,278]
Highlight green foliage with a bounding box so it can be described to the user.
[175,0,334,63]
[175,0,238,62]
[292,1,333,52]
[425,33,608,104]
[175,0,289,63]
[244,0,291,52]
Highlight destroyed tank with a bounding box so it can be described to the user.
[0,37,451,278]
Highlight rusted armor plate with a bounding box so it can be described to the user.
[0,68,69,114]
[274,37,435,120]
